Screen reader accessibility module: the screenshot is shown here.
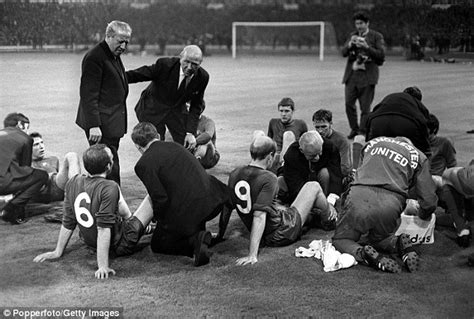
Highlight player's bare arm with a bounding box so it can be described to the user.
[95,226,116,279]
[236,210,266,266]
[117,190,132,219]
[33,226,74,262]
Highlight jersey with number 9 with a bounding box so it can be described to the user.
[228,166,278,232]
[62,174,121,248]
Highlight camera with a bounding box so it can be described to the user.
[356,54,368,65]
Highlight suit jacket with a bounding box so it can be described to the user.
[0,127,34,190]
[126,57,209,135]
[366,92,431,155]
[342,29,385,85]
[283,138,343,201]
[75,40,128,138]
[134,141,228,236]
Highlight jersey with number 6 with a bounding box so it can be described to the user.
[62,174,121,249]
[228,165,278,233]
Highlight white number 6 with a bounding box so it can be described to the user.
[234,180,252,214]
[74,192,94,228]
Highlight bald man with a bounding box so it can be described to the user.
[281,131,343,203]
[215,133,337,266]
[127,45,209,150]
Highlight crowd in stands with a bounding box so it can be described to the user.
[1,3,472,53]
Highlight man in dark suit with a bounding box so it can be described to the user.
[342,11,385,139]
[281,131,343,202]
[75,20,131,185]
[127,45,209,151]
[0,113,48,224]
[366,91,432,158]
[131,122,229,267]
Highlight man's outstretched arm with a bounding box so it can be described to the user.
[33,225,74,262]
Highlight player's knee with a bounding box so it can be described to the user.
[252,130,266,140]
[64,152,79,162]
[282,131,296,144]
[306,181,322,192]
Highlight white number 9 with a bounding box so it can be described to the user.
[74,192,94,228]
[234,180,251,214]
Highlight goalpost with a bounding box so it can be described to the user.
[232,21,325,61]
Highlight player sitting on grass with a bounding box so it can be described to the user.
[438,161,474,248]
[266,97,308,173]
[33,144,154,279]
[193,113,220,169]
[312,109,353,189]
[426,114,457,188]
[29,132,82,222]
[214,133,337,266]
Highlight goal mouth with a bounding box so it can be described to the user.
[232,21,336,60]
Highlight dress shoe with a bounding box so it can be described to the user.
[44,210,63,223]
[1,205,27,225]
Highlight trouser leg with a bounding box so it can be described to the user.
[345,82,359,132]
[358,84,375,134]
[165,113,186,146]
[3,169,48,207]
[150,226,195,257]
[86,133,121,186]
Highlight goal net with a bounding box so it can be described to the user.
[231,21,336,60]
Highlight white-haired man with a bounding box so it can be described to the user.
[75,20,132,186]
[280,131,343,205]
[127,45,209,151]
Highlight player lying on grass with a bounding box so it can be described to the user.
[29,132,82,222]
[213,133,337,266]
[33,144,154,279]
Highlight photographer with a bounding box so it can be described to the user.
[342,11,385,140]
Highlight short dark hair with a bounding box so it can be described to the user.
[312,109,332,123]
[131,122,159,147]
[353,11,370,23]
[427,113,439,135]
[403,86,423,101]
[29,132,42,139]
[278,97,295,111]
[83,144,112,175]
[4,112,29,128]
[250,136,276,160]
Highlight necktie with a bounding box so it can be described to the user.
[178,75,190,92]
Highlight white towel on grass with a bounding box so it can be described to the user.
[295,239,357,272]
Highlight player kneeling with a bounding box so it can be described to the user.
[33,144,154,279]
[214,134,337,266]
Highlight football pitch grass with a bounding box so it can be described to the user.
[0,52,473,317]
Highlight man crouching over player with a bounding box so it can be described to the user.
[214,133,337,266]
[332,137,437,273]
[33,144,154,279]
